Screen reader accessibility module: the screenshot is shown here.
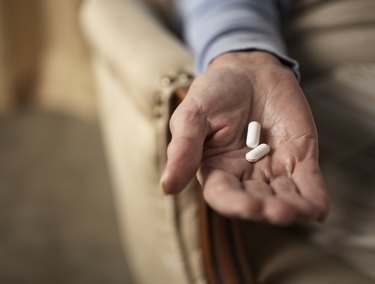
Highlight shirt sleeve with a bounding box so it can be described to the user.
[173,0,299,77]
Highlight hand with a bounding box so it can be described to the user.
[160,51,329,225]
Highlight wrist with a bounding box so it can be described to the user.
[209,51,289,71]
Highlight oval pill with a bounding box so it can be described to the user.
[245,143,270,163]
[246,121,261,148]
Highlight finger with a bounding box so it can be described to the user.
[202,169,263,219]
[270,176,321,222]
[243,179,297,224]
[243,179,273,197]
[263,197,298,225]
[161,101,209,194]
[293,161,330,222]
[244,157,272,182]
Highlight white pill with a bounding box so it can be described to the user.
[246,121,261,148]
[245,143,270,163]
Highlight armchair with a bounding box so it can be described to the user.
[80,0,375,283]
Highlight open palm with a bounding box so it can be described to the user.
[161,52,329,224]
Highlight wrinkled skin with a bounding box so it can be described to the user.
[161,51,329,225]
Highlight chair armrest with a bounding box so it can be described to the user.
[80,2,203,283]
[81,2,254,283]
[80,0,194,118]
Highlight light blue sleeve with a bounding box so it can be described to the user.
[173,0,299,77]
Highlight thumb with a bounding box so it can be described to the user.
[161,102,208,194]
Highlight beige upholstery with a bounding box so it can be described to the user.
[80,0,375,283]
[80,1,204,283]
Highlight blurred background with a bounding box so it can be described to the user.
[0,1,132,283]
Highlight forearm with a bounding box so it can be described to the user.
[173,0,298,76]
